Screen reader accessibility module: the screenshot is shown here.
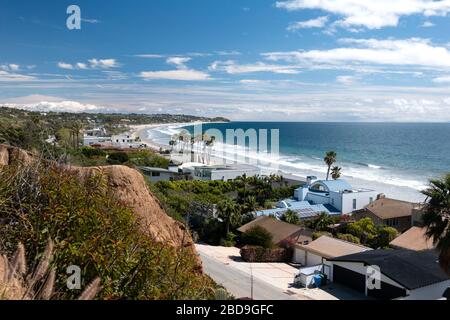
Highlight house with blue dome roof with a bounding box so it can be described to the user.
[255,176,379,219]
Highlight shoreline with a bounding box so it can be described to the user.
[130,123,427,203]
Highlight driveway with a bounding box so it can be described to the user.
[196,244,365,300]
[197,244,352,300]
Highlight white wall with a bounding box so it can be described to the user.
[401,280,450,300]
[341,191,378,214]
[293,247,306,265]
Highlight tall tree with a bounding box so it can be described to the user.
[331,166,342,180]
[217,199,241,235]
[324,151,337,180]
[313,212,333,231]
[280,210,300,225]
[422,174,450,275]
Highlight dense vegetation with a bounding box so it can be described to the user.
[0,160,216,300]
[421,174,450,275]
[150,176,301,245]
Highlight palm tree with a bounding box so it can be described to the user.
[324,151,337,180]
[422,174,450,275]
[313,212,333,231]
[244,196,258,213]
[217,199,242,235]
[331,166,342,180]
[281,210,300,225]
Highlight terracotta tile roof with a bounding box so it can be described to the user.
[364,198,420,219]
[390,227,435,251]
[295,235,371,259]
[237,216,312,244]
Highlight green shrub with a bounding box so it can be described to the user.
[0,161,215,300]
[81,146,106,158]
[312,231,333,240]
[337,233,361,244]
[378,226,398,248]
[220,232,237,247]
[107,152,129,164]
[240,226,273,249]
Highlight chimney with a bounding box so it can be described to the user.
[377,193,386,200]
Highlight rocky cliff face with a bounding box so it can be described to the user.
[0,144,201,268]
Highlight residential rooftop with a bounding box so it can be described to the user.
[330,249,449,290]
[237,216,312,245]
[390,227,435,251]
[295,235,372,259]
[363,197,421,219]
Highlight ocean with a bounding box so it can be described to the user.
[146,122,450,202]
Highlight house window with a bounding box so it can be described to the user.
[151,172,161,177]
[352,199,357,210]
[387,218,399,227]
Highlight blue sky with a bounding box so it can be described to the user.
[1,0,450,121]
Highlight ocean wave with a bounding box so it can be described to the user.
[145,124,428,193]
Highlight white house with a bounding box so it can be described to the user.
[295,178,379,214]
[328,249,450,300]
[83,135,112,146]
[139,167,187,182]
[192,164,260,181]
[111,134,147,149]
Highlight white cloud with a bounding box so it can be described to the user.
[8,64,20,71]
[263,38,450,70]
[76,62,88,70]
[209,60,301,74]
[139,69,210,81]
[166,56,191,68]
[422,21,435,27]
[139,56,211,81]
[88,58,118,69]
[433,75,450,83]
[4,100,107,113]
[58,62,74,70]
[134,54,165,58]
[240,79,265,84]
[287,16,329,31]
[276,0,450,30]
[336,75,358,84]
[0,70,36,81]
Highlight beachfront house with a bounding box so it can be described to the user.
[192,164,260,181]
[111,134,147,149]
[295,177,379,214]
[139,167,188,183]
[328,249,450,300]
[254,177,378,219]
[352,196,423,232]
[83,135,112,147]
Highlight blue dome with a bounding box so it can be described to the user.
[310,179,352,192]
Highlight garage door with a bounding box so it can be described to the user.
[333,265,366,294]
[368,282,407,300]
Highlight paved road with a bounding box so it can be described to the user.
[199,252,299,300]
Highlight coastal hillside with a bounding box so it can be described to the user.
[0,144,213,299]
